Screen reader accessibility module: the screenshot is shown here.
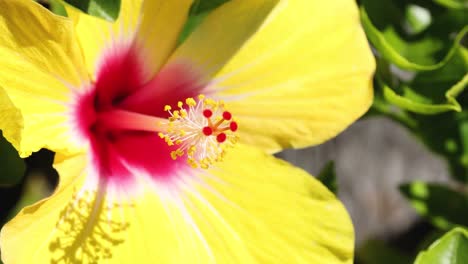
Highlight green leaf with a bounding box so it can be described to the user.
[360,0,468,71]
[0,131,25,187]
[400,182,468,229]
[317,161,337,194]
[63,0,121,21]
[414,227,468,264]
[378,47,468,114]
[357,240,412,264]
[433,0,468,9]
[381,79,462,114]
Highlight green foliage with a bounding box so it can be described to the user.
[357,240,412,264]
[433,0,468,9]
[360,4,467,71]
[364,1,468,261]
[414,228,468,264]
[362,0,468,115]
[363,0,468,183]
[0,132,25,187]
[400,182,468,229]
[317,161,338,194]
[62,0,121,21]
[377,48,467,115]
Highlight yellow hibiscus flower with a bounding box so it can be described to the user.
[0,0,374,263]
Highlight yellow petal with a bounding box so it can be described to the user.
[170,0,375,153]
[0,0,87,157]
[0,0,86,86]
[1,145,352,263]
[134,0,193,78]
[183,144,354,263]
[66,0,193,81]
[0,77,79,157]
[0,87,21,151]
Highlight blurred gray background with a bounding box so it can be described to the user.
[278,117,450,245]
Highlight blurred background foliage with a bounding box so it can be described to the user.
[0,0,467,263]
[359,0,467,262]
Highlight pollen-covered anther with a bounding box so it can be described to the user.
[159,95,239,169]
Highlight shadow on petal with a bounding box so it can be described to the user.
[48,186,132,264]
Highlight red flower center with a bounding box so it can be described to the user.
[75,46,203,186]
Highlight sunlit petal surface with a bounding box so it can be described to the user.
[0,0,88,157]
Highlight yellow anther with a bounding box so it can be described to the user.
[188,146,196,155]
[205,98,216,106]
[166,138,174,146]
[158,94,238,170]
[180,109,188,118]
[188,158,198,168]
[202,158,212,165]
[186,98,196,106]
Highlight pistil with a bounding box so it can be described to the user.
[98,109,167,133]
